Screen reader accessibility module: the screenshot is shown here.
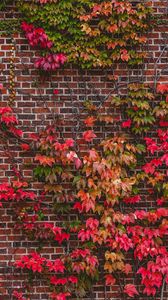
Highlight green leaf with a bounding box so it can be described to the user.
[136,144,146,153]
[73,175,82,185]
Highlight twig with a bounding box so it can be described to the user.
[161,277,166,300]
[153,42,168,90]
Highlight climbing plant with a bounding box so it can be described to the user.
[17,0,152,68]
[0,81,168,299]
[0,1,168,300]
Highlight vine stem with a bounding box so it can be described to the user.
[161,277,166,300]
[114,273,126,300]
[97,79,144,111]
[153,42,168,90]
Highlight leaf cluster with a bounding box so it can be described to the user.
[16,0,152,68]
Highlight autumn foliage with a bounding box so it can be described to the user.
[0,1,168,300]
[18,0,152,68]
[0,82,168,299]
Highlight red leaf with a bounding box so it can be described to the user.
[144,137,158,154]
[65,139,74,147]
[28,133,39,141]
[142,162,155,174]
[0,107,12,114]
[86,217,99,230]
[84,116,96,127]
[124,284,139,297]
[105,274,116,285]
[74,157,82,169]
[53,89,59,95]
[9,127,23,137]
[13,290,29,300]
[73,201,82,212]
[1,115,18,125]
[123,263,132,275]
[50,276,67,285]
[161,153,168,166]
[20,143,30,151]
[159,121,168,127]
[122,119,132,128]
[77,190,95,212]
[68,276,78,284]
[51,292,71,300]
[83,130,97,142]
[123,195,141,204]
[157,83,168,94]
[120,49,130,62]
[35,154,55,166]
[157,197,165,206]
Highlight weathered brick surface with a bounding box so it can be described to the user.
[0,1,168,299]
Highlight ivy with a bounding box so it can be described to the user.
[16,0,152,68]
[112,83,156,134]
[0,0,12,10]
[0,86,168,299]
[0,19,21,34]
[0,1,168,300]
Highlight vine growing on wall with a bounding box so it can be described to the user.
[0,80,168,299]
[0,1,168,300]
[17,0,152,68]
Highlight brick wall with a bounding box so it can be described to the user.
[0,1,168,299]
